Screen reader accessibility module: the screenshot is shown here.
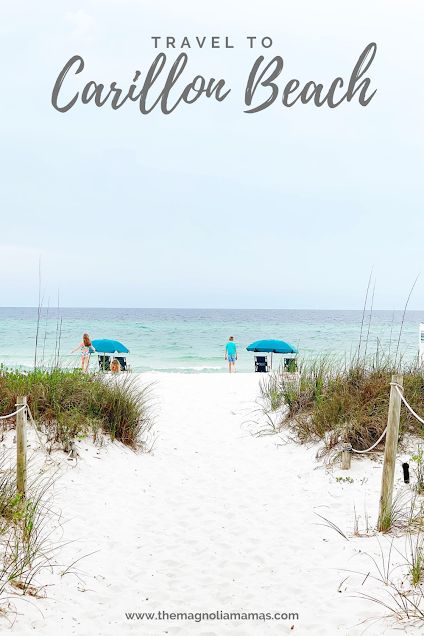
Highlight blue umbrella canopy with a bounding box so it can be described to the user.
[91,339,129,354]
[246,339,298,354]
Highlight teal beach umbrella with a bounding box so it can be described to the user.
[91,339,129,354]
[246,339,298,354]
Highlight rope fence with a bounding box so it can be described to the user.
[0,403,27,421]
[345,381,424,456]
[339,373,424,531]
[0,398,49,497]
[392,382,424,426]
[351,426,388,454]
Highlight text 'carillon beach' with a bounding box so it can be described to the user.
[51,43,377,115]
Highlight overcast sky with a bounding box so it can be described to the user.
[0,0,423,308]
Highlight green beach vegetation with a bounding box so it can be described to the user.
[0,462,55,601]
[260,355,424,454]
[0,367,153,451]
[0,367,153,607]
[260,355,424,624]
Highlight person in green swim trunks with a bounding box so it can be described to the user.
[225,336,237,373]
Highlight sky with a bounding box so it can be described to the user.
[0,0,423,309]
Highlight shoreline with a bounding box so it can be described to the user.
[1,307,423,374]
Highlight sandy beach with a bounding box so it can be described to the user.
[2,372,422,636]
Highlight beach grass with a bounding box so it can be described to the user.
[261,356,424,625]
[0,456,58,602]
[260,355,424,453]
[0,368,153,451]
[0,369,152,606]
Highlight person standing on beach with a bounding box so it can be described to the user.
[72,333,94,373]
[225,336,237,373]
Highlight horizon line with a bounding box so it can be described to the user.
[1,306,424,312]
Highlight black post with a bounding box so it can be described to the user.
[402,462,410,484]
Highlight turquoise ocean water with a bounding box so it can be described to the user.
[0,308,423,373]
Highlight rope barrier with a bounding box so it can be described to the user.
[351,425,388,454]
[0,402,50,457]
[26,404,46,448]
[0,403,27,421]
[392,382,424,426]
[347,381,424,455]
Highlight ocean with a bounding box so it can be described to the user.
[0,307,422,373]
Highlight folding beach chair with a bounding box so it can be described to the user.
[115,356,127,371]
[284,357,298,372]
[254,355,269,373]
[98,355,111,371]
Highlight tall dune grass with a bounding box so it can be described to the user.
[260,355,424,453]
[0,456,59,605]
[0,368,153,451]
[0,368,153,610]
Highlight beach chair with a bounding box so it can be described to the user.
[284,357,298,372]
[254,355,269,372]
[98,355,111,371]
[115,356,127,371]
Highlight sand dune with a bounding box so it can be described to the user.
[3,373,422,635]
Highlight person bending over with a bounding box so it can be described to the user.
[72,333,94,373]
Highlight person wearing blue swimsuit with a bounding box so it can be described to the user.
[225,336,237,373]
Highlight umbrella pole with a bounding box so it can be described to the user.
[270,352,273,370]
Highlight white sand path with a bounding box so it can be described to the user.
[6,374,423,636]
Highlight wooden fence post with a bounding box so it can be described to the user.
[377,374,403,531]
[16,396,27,497]
[341,442,352,469]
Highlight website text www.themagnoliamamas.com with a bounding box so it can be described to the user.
[125,609,300,623]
